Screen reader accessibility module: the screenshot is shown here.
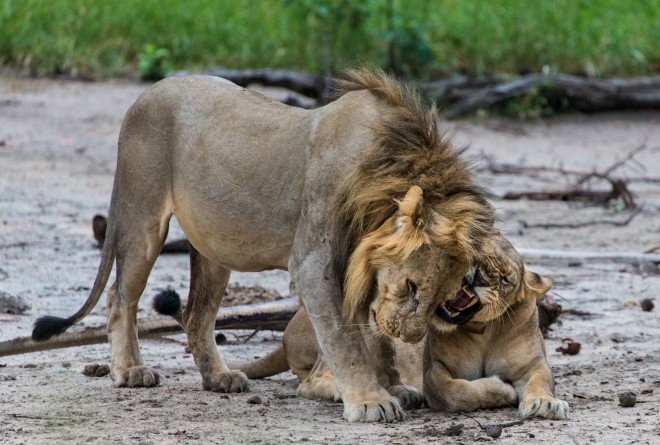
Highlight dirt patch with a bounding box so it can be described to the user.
[1,77,659,444]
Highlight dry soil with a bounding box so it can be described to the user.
[0,77,659,445]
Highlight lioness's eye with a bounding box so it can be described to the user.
[473,269,489,287]
[407,279,418,297]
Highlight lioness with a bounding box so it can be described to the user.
[32,69,494,422]
[233,234,569,420]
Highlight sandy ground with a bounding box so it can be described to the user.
[0,77,659,445]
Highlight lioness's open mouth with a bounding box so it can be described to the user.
[435,276,483,324]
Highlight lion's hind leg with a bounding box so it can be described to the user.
[183,246,249,393]
[108,215,171,388]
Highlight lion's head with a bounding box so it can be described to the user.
[330,69,495,343]
[432,233,552,333]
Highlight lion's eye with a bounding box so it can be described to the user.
[407,279,418,298]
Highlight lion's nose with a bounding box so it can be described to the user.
[399,323,428,344]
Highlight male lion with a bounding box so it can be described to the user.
[233,233,569,420]
[32,69,493,422]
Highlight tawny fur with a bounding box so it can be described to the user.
[32,68,493,423]
[331,69,494,323]
[240,233,569,420]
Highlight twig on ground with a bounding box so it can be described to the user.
[484,143,655,213]
[520,206,642,228]
[517,247,660,271]
[242,327,262,343]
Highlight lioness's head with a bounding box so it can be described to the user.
[344,186,490,343]
[432,233,552,333]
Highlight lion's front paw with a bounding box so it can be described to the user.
[112,365,160,388]
[343,393,405,423]
[202,370,250,393]
[519,395,570,420]
[387,384,423,410]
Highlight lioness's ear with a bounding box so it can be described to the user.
[396,185,424,227]
[524,270,552,300]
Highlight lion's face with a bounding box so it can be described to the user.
[343,185,488,344]
[369,244,470,343]
[432,234,552,332]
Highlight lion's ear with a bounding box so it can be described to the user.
[524,270,552,301]
[396,185,424,228]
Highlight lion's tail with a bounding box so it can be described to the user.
[32,213,117,342]
[231,346,290,379]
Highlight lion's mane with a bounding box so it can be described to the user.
[329,68,495,321]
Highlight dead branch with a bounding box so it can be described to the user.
[164,69,660,117]
[499,144,646,212]
[517,247,660,267]
[0,297,299,357]
[442,73,660,118]
[520,206,642,228]
[583,143,648,181]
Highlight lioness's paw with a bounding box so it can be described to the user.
[202,370,250,393]
[112,366,160,388]
[297,378,338,401]
[388,384,423,410]
[488,376,518,406]
[343,395,405,423]
[519,395,570,420]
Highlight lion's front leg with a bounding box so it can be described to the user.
[515,360,569,420]
[424,361,517,412]
[183,247,249,393]
[290,251,404,423]
[364,334,423,410]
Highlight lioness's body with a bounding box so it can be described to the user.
[34,71,494,422]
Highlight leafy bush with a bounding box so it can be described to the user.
[138,44,171,81]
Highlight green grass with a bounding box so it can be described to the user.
[1,0,658,79]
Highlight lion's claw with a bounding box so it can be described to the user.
[387,384,423,410]
[519,395,570,420]
[112,365,160,388]
[344,395,405,422]
[202,370,250,393]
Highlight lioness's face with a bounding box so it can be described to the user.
[432,234,552,331]
[369,244,470,343]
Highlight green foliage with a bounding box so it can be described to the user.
[138,44,171,81]
[0,0,658,79]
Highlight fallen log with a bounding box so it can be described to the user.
[443,73,660,118]
[170,68,660,117]
[0,297,299,357]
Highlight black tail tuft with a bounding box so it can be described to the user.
[32,316,74,341]
[152,288,182,317]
